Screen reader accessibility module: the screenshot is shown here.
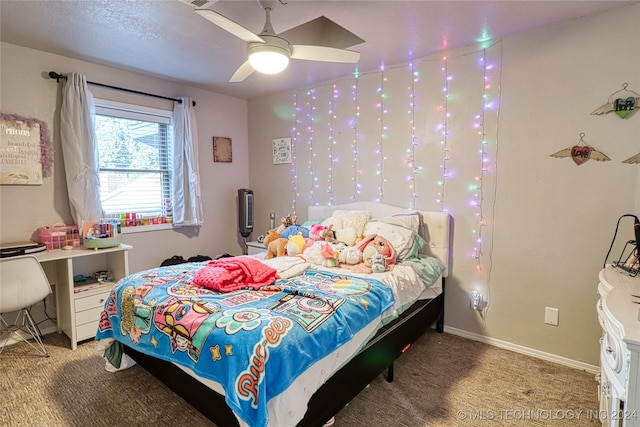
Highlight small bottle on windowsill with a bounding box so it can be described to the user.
[165,199,173,224]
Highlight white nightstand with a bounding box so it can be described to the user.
[246,240,266,255]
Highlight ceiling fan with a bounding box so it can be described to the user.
[181,0,364,82]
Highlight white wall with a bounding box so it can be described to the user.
[248,3,640,366]
[0,42,251,274]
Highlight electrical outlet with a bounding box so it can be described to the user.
[469,291,482,310]
[545,307,559,326]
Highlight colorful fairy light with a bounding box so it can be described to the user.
[291,91,299,214]
[436,56,450,207]
[352,78,360,200]
[328,84,336,205]
[288,43,501,293]
[308,89,317,204]
[377,71,386,201]
[407,62,418,209]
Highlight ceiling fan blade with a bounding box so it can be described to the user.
[279,16,365,50]
[229,60,255,82]
[195,9,264,43]
[290,45,360,63]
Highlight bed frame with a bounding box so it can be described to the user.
[124,203,452,427]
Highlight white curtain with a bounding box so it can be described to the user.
[60,73,103,227]
[172,97,203,227]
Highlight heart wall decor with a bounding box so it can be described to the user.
[550,133,610,166]
[570,145,591,165]
[614,97,636,119]
[591,83,640,119]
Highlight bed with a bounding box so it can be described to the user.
[96,202,452,427]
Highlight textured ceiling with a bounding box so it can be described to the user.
[1,0,637,100]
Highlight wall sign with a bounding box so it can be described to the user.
[272,137,292,164]
[0,117,44,184]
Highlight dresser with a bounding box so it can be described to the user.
[35,244,132,350]
[597,266,640,426]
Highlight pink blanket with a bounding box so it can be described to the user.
[193,257,277,292]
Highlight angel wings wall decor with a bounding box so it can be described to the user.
[622,152,640,164]
[591,83,639,119]
[550,133,610,166]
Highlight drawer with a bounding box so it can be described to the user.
[596,300,606,330]
[76,305,105,326]
[601,330,623,374]
[76,320,100,341]
[75,290,110,313]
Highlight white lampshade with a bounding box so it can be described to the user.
[248,44,290,75]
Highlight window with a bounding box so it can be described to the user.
[94,100,173,226]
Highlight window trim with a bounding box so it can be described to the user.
[94,98,174,232]
[120,223,173,234]
[95,99,172,124]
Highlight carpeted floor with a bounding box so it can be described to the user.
[0,330,600,426]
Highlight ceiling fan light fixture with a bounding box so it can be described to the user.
[248,37,291,75]
[249,48,289,74]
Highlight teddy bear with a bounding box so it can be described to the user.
[263,229,288,259]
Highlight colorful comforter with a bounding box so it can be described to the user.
[95,262,396,427]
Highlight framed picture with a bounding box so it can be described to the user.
[213,136,232,163]
[272,137,292,164]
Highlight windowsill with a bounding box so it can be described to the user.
[120,223,173,234]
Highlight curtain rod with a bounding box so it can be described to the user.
[48,71,196,106]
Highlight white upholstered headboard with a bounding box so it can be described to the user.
[307,202,452,278]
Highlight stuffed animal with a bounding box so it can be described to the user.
[286,232,306,256]
[370,253,386,273]
[276,214,298,234]
[348,234,397,274]
[321,218,360,246]
[302,240,325,265]
[337,245,363,265]
[309,224,329,241]
[320,224,337,243]
[264,229,288,259]
[280,225,309,239]
[321,242,338,268]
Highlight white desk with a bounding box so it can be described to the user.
[34,244,132,349]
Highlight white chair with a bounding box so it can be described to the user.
[0,256,53,357]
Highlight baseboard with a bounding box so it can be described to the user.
[443,326,599,375]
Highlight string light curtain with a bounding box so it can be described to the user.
[291,41,502,302]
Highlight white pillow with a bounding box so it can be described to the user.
[392,212,424,234]
[364,220,417,260]
[374,212,423,234]
[331,210,371,236]
[321,210,371,246]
